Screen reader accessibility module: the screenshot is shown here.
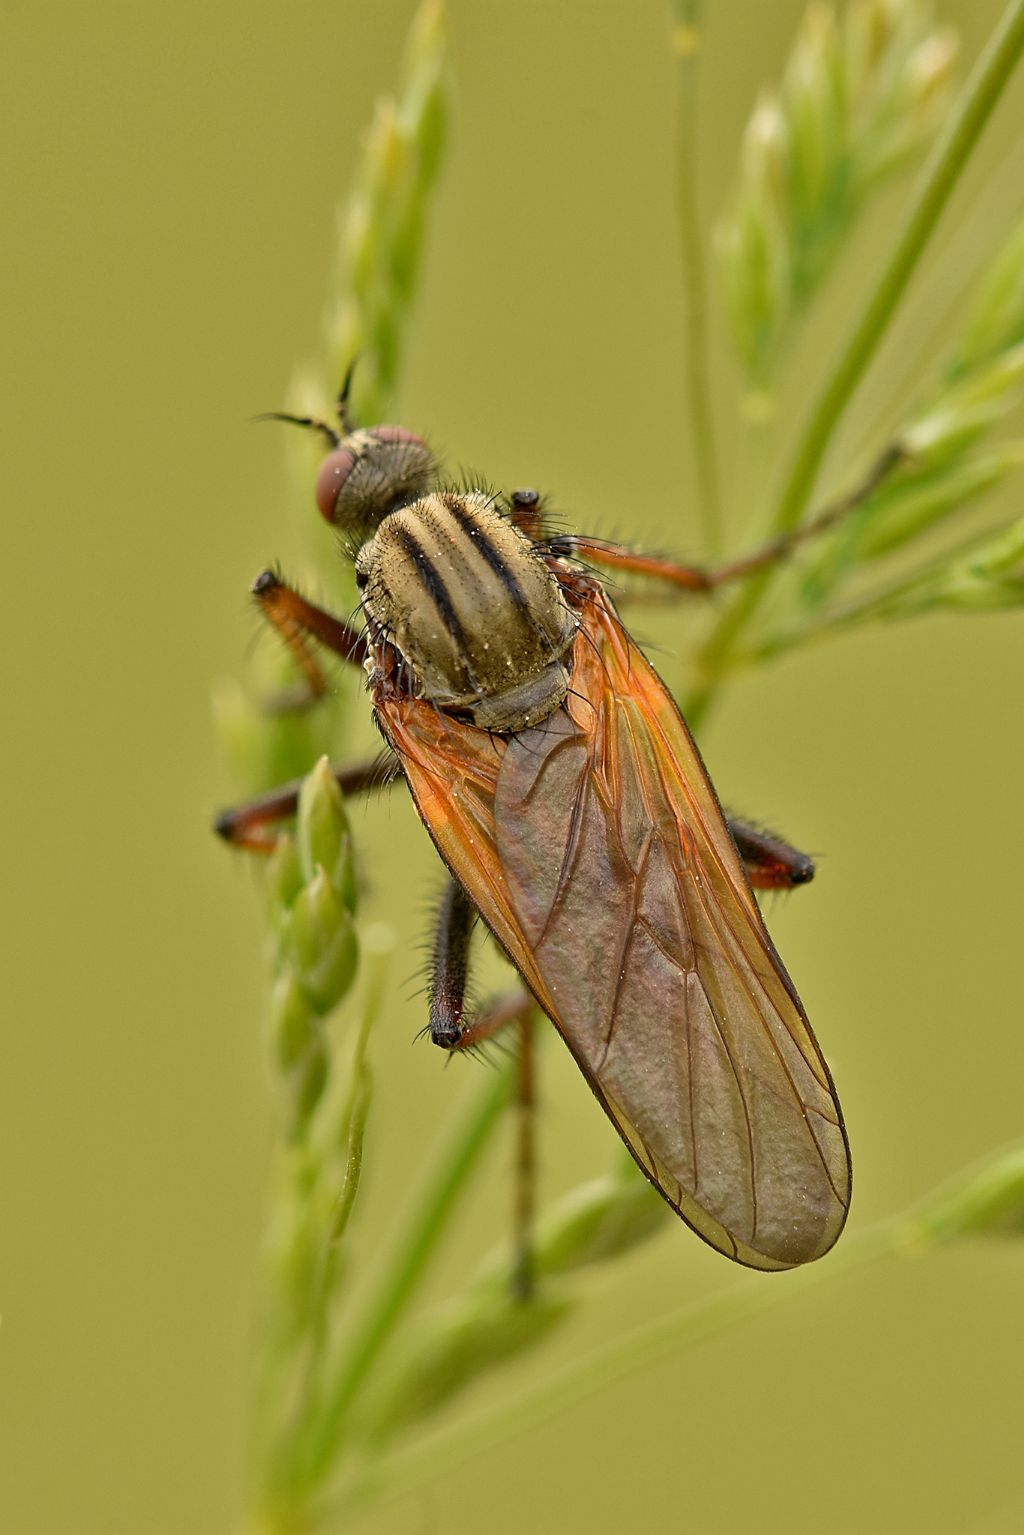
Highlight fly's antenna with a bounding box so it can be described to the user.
[251,411,341,449]
[252,357,362,449]
[337,356,360,434]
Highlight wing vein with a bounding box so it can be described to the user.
[533,735,592,947]
[594,828,654,1075]
[692,865,845,1206]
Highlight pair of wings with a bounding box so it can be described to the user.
[375,581,851,1270]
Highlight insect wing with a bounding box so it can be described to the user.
[376,587,851,1270]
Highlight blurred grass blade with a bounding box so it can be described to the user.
[949,211,1024,375]
[899,1144,1024,1247]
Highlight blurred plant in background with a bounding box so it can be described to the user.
[215,1,1024,1529]
[719,0,958,403]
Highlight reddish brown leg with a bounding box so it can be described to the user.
[728,817,815,889]
[558,532,799,592]
[556,444,906,595]
[558,537,712,590]
[248,567,369,713]
[214,755,400,851]
[251,569,369,672]
[218,564,388,844]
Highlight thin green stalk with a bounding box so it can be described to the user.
[293,1059,516,1494]
[327,1019,373,1248]
[687,0,1024,729]
[299,985,380,1411]
[328,1215,900,1523]
[672,1,722,553]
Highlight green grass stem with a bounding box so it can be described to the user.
[292,1059,516,1495]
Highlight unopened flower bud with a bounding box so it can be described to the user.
[267,832,303,923]
[535,1173,670,1276]
[364,1283,570,1441]
[289,867,359,1014]
[297,756,357,910]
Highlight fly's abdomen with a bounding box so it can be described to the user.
[358,491,577,731]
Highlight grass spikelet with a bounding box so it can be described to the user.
[719,0,958,400]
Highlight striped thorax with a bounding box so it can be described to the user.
[356,490,578,732]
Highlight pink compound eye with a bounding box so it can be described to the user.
[314,447,358,522]
[314,426,433,532]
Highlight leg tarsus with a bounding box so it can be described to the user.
[428,880,476,1048]
[451,988,537,1049]
[426,884,537,1049]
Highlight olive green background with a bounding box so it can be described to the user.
[3,2,1023,1531]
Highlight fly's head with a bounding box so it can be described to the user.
[270,384,580,733]
[315,424,437,548]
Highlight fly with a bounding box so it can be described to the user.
[216,378,851,1272]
